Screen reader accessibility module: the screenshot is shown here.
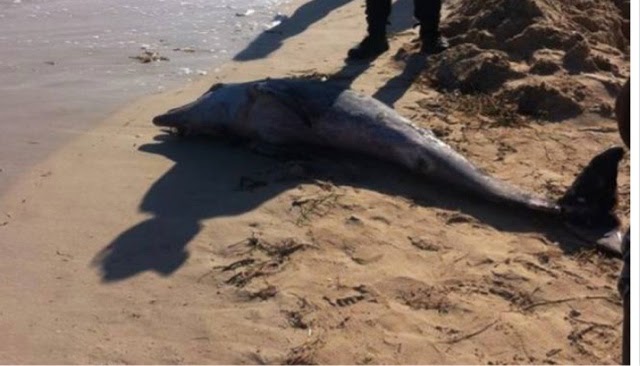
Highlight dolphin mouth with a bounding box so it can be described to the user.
[153,98,201,128]
[152,109,191,136]
[152,111,176,127]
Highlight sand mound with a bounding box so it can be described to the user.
[444,0,627,55]
[505,81,584,121]
[420,0,628,122]
[428,44,524,93]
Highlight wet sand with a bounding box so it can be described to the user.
[0,0,287,193]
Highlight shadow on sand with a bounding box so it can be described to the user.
[234,0,414,62]
[274,0,428,107]
[94,134,602,282]
[234,0,352,62]
[372,51,428,106]
[232,0,425,109]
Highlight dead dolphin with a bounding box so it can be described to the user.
[153,78,625,252]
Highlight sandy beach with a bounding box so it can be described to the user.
[0,0,630,364]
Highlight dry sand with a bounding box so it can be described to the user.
[0,0,630,364]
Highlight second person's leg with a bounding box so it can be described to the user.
[414,0,448,54]
[348,0,392,60]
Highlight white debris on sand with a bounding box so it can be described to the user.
[235,9,256,17]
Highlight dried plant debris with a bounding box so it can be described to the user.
[283,337,325,365]
[130,50,169,63]
[239,285,278,301]
[291,192,343,226]
[218,236,311,288]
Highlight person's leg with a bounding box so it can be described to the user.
[624,291,629,365]
[619,230,630,365]
[616,79,630,148]
[366,0,392,38]
[615,81,630,365]
[414,0,448,54]
[348,0,392,60]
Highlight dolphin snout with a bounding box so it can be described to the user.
[152,109,180,127]
[153,98,202,128]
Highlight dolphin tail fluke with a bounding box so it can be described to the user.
[558,146,625,230]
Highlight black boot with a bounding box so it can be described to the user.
[348,0,391,60]
[347,34,390,60]
[420,34,448,55]
[414,0,446,54]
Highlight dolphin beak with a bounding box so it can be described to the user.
[153,97,202,128]
[153,108,181,127]
[153,100,203,137]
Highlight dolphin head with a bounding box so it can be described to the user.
[152,83,250,136]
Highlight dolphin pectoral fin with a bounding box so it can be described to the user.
[250,82,313,127]
[564,224,623,257]
[596,229,624,256]
[558,146,625,229]
[550,145,624,256]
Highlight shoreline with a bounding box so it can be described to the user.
[0,0,367,202]
[0,0,291,195]
[0,1,366,361]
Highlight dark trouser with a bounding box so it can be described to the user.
[365,0,443,39]
[623,292,629,365]
[618,229,630,365]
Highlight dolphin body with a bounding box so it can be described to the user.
[153,78,624,251]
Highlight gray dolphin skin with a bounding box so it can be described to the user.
[153,78,624,248]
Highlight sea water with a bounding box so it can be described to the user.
[0,0,288,192]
